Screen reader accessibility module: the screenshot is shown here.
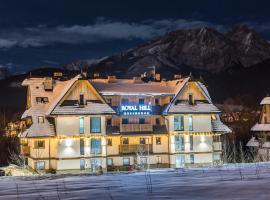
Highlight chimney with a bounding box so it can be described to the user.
[43,77,54,91]
[79,94,84,106]
[188,93,195,105]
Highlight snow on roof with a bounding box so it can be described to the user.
[164,101,220,114]
[246,137,259,147]
[251,123,270,132]
[90,77,189,95]
[51,102,115,115]
[261,97,270,105]
[20,76,80,137]
[211,115,232,133]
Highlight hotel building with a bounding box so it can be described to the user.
[247,96,270,159]
[19,74,231,172]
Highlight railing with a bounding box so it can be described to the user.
[20,146,30,155]
[120,124,153,132]
[213,142,222,151]
[119,144,153,154]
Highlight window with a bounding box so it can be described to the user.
[80,138,84,155]
[90,117,101,133]
[38,116,44,124]
[190,154,194,164]
[139,98,144,105]
[140,138,146,144]
[80,159,85,170]
[190,135,193,151]
[211,114,217,121]
[91,138,101,154]
[156,137,161,145]
[189,93,194,105]
[107,158,113,166]
[122,118,129,124]
[36,97,49,103]
[156,156,162,164]
[36,161,45,170]
[156,118,160,125]
[107,98,112,106]
[139,118,145,124]
[174,116,184,131]
[213,135,220,142]
[121,98,129,104]
[106,118,112,126]
[213,153,221,161]
[140,157,147,165]
[122,138,129,145]
[123,158,130,166]
[34,140,45,149]
[188,115,193,131]
[79,94,84,105]
[155,98,160,105]
[79,117,84,134]
[43,97,49,103]
[175,135,185,151]
[107,138,112,146]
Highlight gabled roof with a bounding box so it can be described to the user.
[211,115,232,133]
[261,97,270,105]
[163,80,220,114]
[251,123,270,132]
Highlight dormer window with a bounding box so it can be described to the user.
[38,116,44,124]
[188,93,194,105]
[79,94,84,106]
[36,97,49,104]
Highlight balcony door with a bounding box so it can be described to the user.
[175,155,185,168]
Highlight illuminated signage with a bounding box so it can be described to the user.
[120,105,152,116]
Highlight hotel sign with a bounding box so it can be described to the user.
[120,105,152,116]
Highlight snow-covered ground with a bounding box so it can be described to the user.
[1,163,270,200]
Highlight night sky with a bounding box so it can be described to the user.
[1,0,270,73]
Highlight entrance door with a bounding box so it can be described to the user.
[175,155,185,168]
[90,158,102,172]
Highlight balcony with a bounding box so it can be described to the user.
[213,142,222,151]
[20,146,30,155]
[120,124,153,133]
[119,144,153,154]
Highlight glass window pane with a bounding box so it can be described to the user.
[174,116,184,131]
[79,117,84,134]
[188,115,193,131]
[91,138,101,154]
[175,135,185,151]
[91,117,101,133]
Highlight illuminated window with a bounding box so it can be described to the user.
[211,115,217,120]
[175,135,185,151]
[122,138,129,144]
[139,98,144,105]
[107,138,112,146]
[188,115,193,131]
[80,138,84,155]
[90,117,101,133]
[36,161,45,170]
[91,138,101,154]
[107,158,113,166]
[174,116,184,131]
[79,117,84,134]
[156,137,161,145]
[139,118,145,124]
[38,116,44,124]
[123,158,130,166]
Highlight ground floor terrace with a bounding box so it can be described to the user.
[1,163,270,200]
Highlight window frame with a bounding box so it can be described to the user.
[139,98,145,105]
[174,115,184,131]
[79,116,84,134]
[123,158,130,166]
[156,137,161,145]
[90,117,101,133]
[38,116,44,124]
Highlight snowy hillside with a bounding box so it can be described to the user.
[1,163,270,200]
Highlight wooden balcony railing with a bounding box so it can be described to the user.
[120,124,153,132]
[213,142,222,151]
[20,146,30,155]
[119,144,153,154]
